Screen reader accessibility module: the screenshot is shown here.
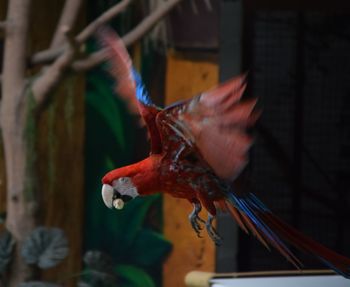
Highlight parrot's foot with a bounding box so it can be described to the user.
[205,214,222,246]
[189,202,206,237]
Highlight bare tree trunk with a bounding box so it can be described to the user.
[0,0,184,285]
[1,0,37,285]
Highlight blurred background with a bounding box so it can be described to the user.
[0,0,350,286]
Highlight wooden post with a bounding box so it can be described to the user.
[163,51,218,287]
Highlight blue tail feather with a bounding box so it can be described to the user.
[226,192,298,262]
[224,190,350,279]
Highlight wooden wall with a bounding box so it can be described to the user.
[0,0,85,284]
[0,0,7,234]
[163,51,218,287]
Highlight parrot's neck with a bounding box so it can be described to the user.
[102,155,162,196]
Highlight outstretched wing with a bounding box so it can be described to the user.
[157,74,259,181]
[98,27,162,154]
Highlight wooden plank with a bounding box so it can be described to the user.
[216,0,243,273]
[0,0,7,232]
[0,137,5,232]
[163,51,218,287]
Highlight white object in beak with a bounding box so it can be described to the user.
[102,184,114,208]
[113,198,125,210]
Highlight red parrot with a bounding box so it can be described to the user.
[99,28,350,278]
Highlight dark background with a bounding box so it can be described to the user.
[225,0,350,273]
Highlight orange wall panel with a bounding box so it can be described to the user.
[163,51,218,287]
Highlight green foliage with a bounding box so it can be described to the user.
[115,265,155,287]
[128,229,171,267]
[86,76,127,150]
[84,63,171,287]
[21,227,69,269]
[84,3,171,282]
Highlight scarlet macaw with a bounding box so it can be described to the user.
[99,28,350,278]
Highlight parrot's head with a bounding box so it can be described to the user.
[101,177,139,210]
[101,156,161,210]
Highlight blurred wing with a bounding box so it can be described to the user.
[98,27,162,154]
[159,74,259,180]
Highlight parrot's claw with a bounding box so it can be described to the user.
[189,202,206,237]
[205,214,222,246]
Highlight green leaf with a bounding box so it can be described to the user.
[129,229,172,267]
[115,264,155,287]
[18,282,60,287]
[0,230,15,274]
[86,75,126,149]
[21,227,69,269]
[108,195,160,247]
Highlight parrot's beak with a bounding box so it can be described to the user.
[101,184,124,210]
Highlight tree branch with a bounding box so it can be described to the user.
[30,0,133,66]
[76,0,133,44]
[31,0,183,105]
[50,0,84,48]
[62,25,79,52]
[30,0,133,106]
[72,0,184,71]
[31,26,80,106]
[29,47,65,67]
[28,0,84,67]
[31,42,76,107]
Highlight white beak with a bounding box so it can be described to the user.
[101,184,114,208]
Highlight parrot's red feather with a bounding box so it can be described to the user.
[97,27,139,114]
[98,28,162,154]
[99,28,350,279]
[174,75,258,180]
[200,74,246,109]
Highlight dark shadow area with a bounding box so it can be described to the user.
[237,3,350,272]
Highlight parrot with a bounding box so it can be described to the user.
[98,28,350,278]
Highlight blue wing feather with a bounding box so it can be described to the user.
[132,68,153,106]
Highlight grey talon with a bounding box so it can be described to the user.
[188,201,205,237]
[205,214,223,246]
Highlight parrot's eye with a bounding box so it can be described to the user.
[101,177,139,210]
[118,177,130,184]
